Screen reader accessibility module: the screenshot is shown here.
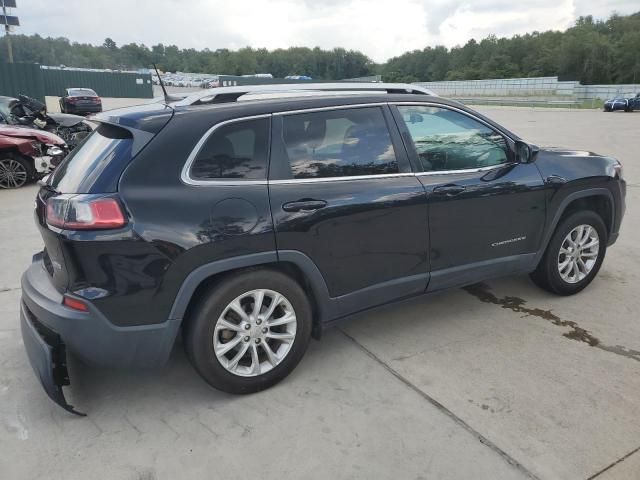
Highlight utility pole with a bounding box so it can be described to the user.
[1,0,19,63]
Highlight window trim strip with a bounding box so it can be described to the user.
[269,172,415,185]
[181,101,519,186]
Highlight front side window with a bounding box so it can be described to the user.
[190,117,269,180]
[279,107,398,179]
[397,105,509,172]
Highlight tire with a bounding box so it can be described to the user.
[530,210,607,295]
[0,153,35,189]
[184,269,313,394]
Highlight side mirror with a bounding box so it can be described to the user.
[515,140,539,163]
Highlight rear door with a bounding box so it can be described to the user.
[392,103,546,290]
[269,105,429,304]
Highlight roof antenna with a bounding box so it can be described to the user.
[153,63,181,103]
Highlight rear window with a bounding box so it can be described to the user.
[68,88,97,97]
[49,124,133,193]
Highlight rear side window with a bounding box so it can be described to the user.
[49,124,132,193]
[190,117,269,180]
[277,107,398,179]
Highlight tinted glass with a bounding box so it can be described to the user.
[398,106,508,172]
[191,118,269,180]
[49,124,133,193]
[280,107,398,179]
[68,88,97,97]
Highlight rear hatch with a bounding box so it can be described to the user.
[35,103,173,292]
[74,96,99,106]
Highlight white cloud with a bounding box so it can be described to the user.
[8,0,640,62]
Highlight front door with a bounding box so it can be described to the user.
[269,105,429,304]
[392,103,546,290]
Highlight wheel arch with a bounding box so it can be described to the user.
[536,188,614,265]
[169,251,332,339]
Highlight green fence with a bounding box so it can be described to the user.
[42,68,153,98]
[0,62,45,100]
[0,62,153,100]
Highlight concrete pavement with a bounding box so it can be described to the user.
[1,107,639,479]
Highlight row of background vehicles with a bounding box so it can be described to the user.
[0,94,94,189]
[603,93,640,111]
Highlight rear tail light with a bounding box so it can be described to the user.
[63,295,89,312]
[46,194,127,230]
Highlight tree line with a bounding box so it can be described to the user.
[0,11,638,84]
[383,12,640,85]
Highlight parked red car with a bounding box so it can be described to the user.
[0,125,67,189]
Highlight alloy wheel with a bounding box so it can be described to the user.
[557,224,600,284]
[0,158,28,189]
[213,289,297,377]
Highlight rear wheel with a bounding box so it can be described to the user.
[530,210,607,295]
[184,269,312,394]
[0,153,34,189]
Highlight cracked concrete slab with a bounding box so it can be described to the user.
[594,447,640,480]
[1,302,526,479]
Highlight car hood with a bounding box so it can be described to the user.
[535,147,620,181]
[47,112,86,127]
[0,125,66,145]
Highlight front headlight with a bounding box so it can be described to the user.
[46,146,64,156]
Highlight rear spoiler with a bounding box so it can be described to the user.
[91,103,175,157]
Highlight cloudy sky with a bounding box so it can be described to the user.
[8,0,640,62]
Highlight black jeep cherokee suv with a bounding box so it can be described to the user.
[19,83,626,414]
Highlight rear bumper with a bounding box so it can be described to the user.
[21,259,181,368]
[65,104,102,114]
[20,302,83,415]
[20,258,181,412]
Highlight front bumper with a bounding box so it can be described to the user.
[20,257,181,413]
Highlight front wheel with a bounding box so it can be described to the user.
[0,154,34,189]
[184,269,312,394]
[530,211,607,295]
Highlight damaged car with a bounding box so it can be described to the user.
[0,95,92,149]
[0,125,67,189]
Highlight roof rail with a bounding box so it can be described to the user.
[173,82,436,106]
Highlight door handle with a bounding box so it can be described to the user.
[433,184,466,196]
[282,199,328,212]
